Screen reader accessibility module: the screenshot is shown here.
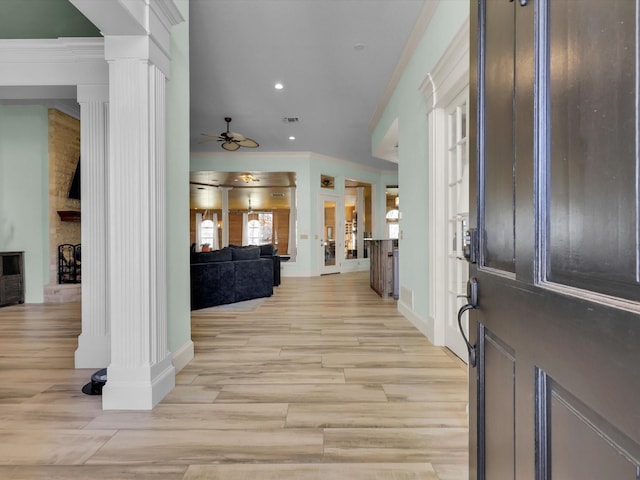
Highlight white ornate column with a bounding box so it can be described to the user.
[101,36,174,410]
[220,186,231,247]
[75,84,110,368]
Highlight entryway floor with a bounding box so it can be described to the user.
[0,271,468,479]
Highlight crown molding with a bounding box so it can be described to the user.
[0,38,107,86]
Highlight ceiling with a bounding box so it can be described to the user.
[2,0,426,183]
[189,0,424,170]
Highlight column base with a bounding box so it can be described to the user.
[75,334,110,368]
[101,356,175,410]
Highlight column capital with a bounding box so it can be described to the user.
[71,0,184,79]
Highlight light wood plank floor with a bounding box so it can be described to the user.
[0,271,468,479]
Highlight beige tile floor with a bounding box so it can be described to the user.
[0,272,468,479]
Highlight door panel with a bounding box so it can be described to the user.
[470,0,640,478]
[482,329,515,480]
[539,373,640,479]
[482,0,516,273]
[547,0,639,299]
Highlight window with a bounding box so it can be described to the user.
[386,209,400,239]
[201,219,214,248]
[247,213,273,245]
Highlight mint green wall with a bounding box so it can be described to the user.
[371,1,469,323]
[166,0,191,356]
[190,153,396,277]
[0,105,49,303]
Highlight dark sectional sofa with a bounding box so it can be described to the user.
[190,245,277,310]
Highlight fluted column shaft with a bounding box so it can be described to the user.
[101,36,175,410]
[75,85,110,368]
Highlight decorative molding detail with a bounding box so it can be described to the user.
[420,18,470,110]
[423,18,470,349]
[368,0,439,133]
[0,38,105,63]
[0,38,107,87]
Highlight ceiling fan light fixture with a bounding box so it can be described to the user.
[221,141,240,151]
[200,117,259,150]
[239,173,259,183]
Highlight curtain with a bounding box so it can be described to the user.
[242,212,248,245]
[195,212,203,252]
[211,213,219,250]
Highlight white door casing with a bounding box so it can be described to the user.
[422,18,470,360]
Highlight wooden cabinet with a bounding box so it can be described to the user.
[0,251,24,307]
[368,240,397,299]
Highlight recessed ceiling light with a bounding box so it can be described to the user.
[289,136,296,140]
[354,43,365,51]
[274,83,284,90]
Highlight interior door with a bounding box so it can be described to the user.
[319,194,340,275]
[469,0,640,478]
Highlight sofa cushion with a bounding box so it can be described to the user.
[258,244,278,256]
[234,258,273,302]
[192,247,232,264]
[230,245,260,260]
[190,261,235,309]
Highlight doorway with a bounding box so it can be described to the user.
[319,194,341,275]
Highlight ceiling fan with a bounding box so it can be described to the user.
[200,117,259,151]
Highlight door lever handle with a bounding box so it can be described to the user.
[457,278,479,367]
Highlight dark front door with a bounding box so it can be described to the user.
[469,0,640,478]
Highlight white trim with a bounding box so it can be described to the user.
[102,357,176,410]
[369,0,440,133]
[428,107,448,346]
[172,340,195,373]
[398,299,435,344]
[0,38,107,87]
[423,18,470,351]
[420,18,470,110]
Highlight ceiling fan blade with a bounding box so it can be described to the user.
[237,138,259,148]
[228,131,246,141]
[221,141,240,151]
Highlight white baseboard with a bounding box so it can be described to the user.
[172,339,194,373]
[398,299,435,345]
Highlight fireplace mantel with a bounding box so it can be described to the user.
[57,210,81,222]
